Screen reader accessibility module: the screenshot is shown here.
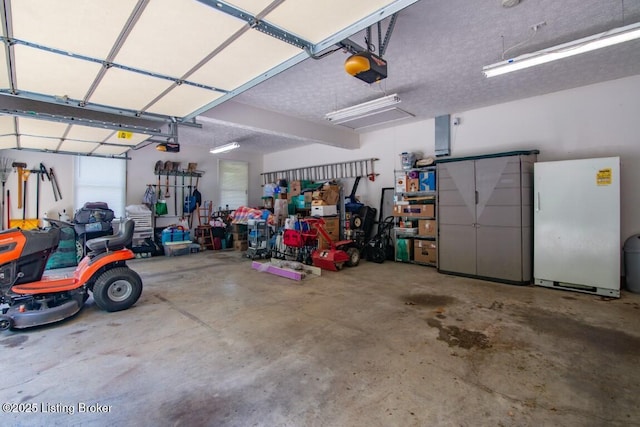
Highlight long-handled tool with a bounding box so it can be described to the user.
[181,174,185,217]
[22,170,30,221]
[49,167,62,201]
[6,189,10,229]
[163,161,171,199]
[36,163,50,218]
[0,157,12,230]
[11,162,26,210]
[165,170,171,199]
[35,169,40,221]
[174,169,178,215]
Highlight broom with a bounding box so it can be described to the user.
[0,157,12,230]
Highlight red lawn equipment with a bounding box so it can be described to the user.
[306,217,360,271]
[281,219,319,264]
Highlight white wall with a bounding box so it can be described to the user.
[262,119,434,210]
[2,75,638,239]
[264,75,640,241]
[0,141,264,229]
[126,142,264,215]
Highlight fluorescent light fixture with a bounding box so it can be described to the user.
[325,93,401,124]
[210,141,239,154]
[483,21,640,77]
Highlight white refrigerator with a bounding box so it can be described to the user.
[534,157,620,297]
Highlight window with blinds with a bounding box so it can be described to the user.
[74,156,126,218]
[219,160,248,209]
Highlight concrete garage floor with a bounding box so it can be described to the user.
[1,251,640,426]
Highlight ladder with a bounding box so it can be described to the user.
[261,158,378,185]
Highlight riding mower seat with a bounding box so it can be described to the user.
[85,219,135,255]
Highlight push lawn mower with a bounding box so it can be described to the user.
[364,216,395,263]
[0,219,143,331]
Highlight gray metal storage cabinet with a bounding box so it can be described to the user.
[437,150,538,284]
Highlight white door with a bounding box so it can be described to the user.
[534,157,620,290]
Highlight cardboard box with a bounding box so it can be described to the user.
[419,171,436,192]
[311,205,338,217]
[233,240,248,251]
[322,217,340,234]
[290,180,314,197]
[406,178,420,193]
[418,219,437,237]
[317,218,339,249]
[231,232,247,242]
[312,199,328,206]
[289,181,301,196]
[393,204,435,218]
[414,239,437,264]
[321,185,340,205]
[395,172,407,193]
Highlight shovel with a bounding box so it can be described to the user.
[165,172,171,199]
[22,169,30,220]
[163,161,171,199]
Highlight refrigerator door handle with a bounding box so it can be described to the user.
[536,192,540,212]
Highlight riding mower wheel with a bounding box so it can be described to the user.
[92,267,143,312]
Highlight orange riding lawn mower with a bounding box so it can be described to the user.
[0,219,143,331]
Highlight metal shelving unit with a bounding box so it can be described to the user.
[393,166,437,267]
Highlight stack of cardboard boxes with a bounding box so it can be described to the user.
[231,223,248,251]
[311,184,339,217]
[413,219,437,265]
[310,183,340,249]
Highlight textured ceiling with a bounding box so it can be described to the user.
[195,0,640,153]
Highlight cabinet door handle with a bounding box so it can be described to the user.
[536,192,540,212]
[475,190,479,205]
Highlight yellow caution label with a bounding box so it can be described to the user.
[597,168,612,186]
[117,131,133,139]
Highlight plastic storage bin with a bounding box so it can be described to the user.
[163,241,191,256]
[162,227,190,244]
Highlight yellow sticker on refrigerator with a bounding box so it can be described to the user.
[597,168,612,186]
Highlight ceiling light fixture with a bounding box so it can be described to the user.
[325,93,401,124]
[210,142,240,154]
[483,21,640,78]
